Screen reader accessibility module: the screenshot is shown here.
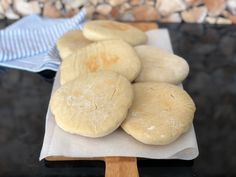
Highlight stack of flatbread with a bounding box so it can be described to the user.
[51,20,196,146]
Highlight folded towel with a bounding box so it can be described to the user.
[0,9,86,72]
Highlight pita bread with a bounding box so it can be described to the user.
[60,40,141,84]
[57,30,92,60]
[122,82,196,145]
[51,71,134,137]
[83,20,147,46]
[135,45,189,84]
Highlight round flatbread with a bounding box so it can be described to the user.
[135,45,189,84]
[57,30,92,60]
[60,40,141,84]
[51,71,134,138]
[82,20,147,46]
[122,82,196,145]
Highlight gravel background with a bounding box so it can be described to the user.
[0,22,236,177]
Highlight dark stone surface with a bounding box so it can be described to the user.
[0,21,236,177]
[160,23,236,177]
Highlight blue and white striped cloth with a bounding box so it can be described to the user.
[0,9,86,72]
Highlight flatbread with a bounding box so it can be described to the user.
[122,82,196,145]
[60,40,141,84]
[135,45,189,84]
[57,30,92,60]
[51,71,134,138]
[82,20,147,46]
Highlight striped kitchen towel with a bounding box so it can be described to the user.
[0,8,86,72]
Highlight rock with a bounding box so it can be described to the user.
[14,0,41,16]
[62,0,85,9]
[84,5,95,18]
[43,1,61,18]
[132,5,159,21]
[64,4,73,11]
[5,7,19,19]
[64,0,85,16]
[216,17,232,24]
[130,0,141,6]
[62,9,79,17]
[227,15,236,24]
[97,0,105,3]
[160,13,182,23]
[222,10,229,17]
[111,6,120,18]
[181,6,207,23]
[55,0,63,10]
[145,0,155,6]
[222,10,236,23]
[227,0,236,15]
[110,3,131,19]
[89,0,98,5]
[107,0,126,6]
[121,2,131,11]
[93,13,108,20]
[118,11,135,21]
[204,0,225,16]
[1,0,12,11]
[0,4,5,16]
[185,0,203,6]
[96,3,112,15]
[205,16,217,24]
[156,0,186,16]
[113,2,131,14]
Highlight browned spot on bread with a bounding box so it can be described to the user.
[101,53,119,68]
[160,98,172,111]
[73,90,81,96]
[102,22,131,31]
[105,79,115,85]
[85,52,119,72]
[85,58,99,72]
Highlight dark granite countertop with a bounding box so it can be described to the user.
[0,21,236,177]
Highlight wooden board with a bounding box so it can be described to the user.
[45,23,158,177]
[46,156,138,177]
[128,22,158,31]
